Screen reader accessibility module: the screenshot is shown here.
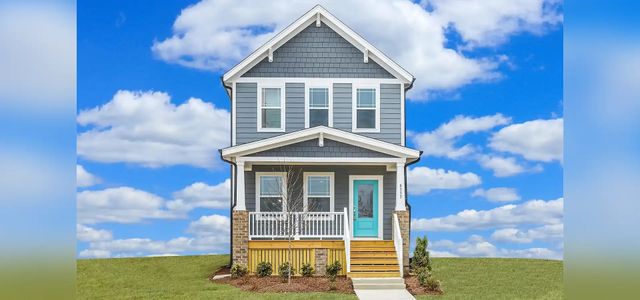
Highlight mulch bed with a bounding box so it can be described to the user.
[214,265,231,276]
[213,275,354,293]
[404,275,444,296]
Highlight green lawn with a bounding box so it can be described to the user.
[77,255,562,299]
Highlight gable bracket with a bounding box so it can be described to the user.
[364,48,369,63]
[268,47,273,63]
[316,12,321,27]
[319,132,324,147]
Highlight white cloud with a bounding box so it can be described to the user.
[427,0,562,48]
[429,250,460,257]
[430,234,562,259]
[489,118,563,162]
[77,187,178,224]
[77,224,113,242]
[412,197,563,231]
[477,154,530,177]
[77,179,230,225]
[407,166,481,195]
[472,187,520,202]
[152,0,560,99]
[77,90,229,169]
[167,180,230,212]
[411,114,511,158]
[187,214,230,237]
[491,223,563,243]
[76,164,101,187]
[80,235,228,258]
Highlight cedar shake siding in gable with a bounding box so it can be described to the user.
[246,138,394,158]
[242,23,393,78]
[244,165,396,240]
[235,82,402,145]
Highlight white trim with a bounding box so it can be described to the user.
[303,172,335,212]
[305,83,333,128]
[349,175,384,240]
[256,83,286,132]
[222,5,413,84]
[240,157,404,164]
[222,126,420,159]
[352,84,381,133]
[255,172,287,212]
[235,161,246,211]
[232,81,237,146]
[400,84,405,146]
[395,162,406,211]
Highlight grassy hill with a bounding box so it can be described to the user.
[77,255,563,299]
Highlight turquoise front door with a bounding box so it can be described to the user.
[353,179,379,237]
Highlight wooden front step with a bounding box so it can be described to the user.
[349,247,396,251]
[351,265,399,272]
[348,272,401,278]
[351,241,394,247]
[350,258,398,265]
[351,251,397,258]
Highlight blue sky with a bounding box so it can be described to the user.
[77,0,563,259]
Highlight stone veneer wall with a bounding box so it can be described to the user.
[315,248,328,276]
[395,210,410,273]
[232,210,249,266]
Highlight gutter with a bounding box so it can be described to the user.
[220,76,235,267]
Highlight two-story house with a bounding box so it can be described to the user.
[220,5,421,279]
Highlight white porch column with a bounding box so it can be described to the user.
[395,162,406,211]
[235,160,246,211]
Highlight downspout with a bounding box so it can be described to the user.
[403,78,417,237]
[220,76,235,267]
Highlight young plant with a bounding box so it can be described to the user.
[417,268,430,286]
[256,261,273,277]
[301,262,314,277]
[230,263,248,278]
[325,260,342,282]
[425,276,442,292]
[279,262,295,282]
[411,236,432,272]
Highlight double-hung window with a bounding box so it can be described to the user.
[256,173,286,212]
[304,173,334,212]
[306,87,331,128]
[353,87,379,132]
[258,87,285,132]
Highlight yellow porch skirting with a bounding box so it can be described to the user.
[248,240,346,276]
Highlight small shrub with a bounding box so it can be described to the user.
[325,260,342,282]
[256,261,273,277]
[230,263,248,278]
[412,236,432,272]
[425,276,442,292]
[301,263,314,277]
[278,262,295,282]
[417,268,430,286]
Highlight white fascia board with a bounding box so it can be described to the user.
[221,126,420,159]
[239,157,405,164]
[222,5,414,84]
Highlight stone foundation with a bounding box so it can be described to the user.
[395,210,410,274]
[232,210,249,266]
[315,248,328,276]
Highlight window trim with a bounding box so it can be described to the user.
[303,172,335,212]
[255,172,287,212]
[304,84,333,128]
[257,83,286,133]
[352,84,380,133]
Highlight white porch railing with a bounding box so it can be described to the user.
[392,213,404,277]
[249,211,346,239]
[343,207,351,273]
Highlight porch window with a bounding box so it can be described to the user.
[256,173,285,212]
[354,87,378,131]
[304,172,334,212]
[307,88,330,127]
[258,87,284,132]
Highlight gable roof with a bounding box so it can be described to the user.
[222,5,414,84]
[221,126,421,161]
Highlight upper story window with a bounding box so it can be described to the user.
[306,86,332,128]
[303,172,334,212]
[258,86,285,132]
[353,86,380,132]
[256,172,286,212]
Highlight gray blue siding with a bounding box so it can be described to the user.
[235,82,402,145]
[245,165,396,240]
[243,23,393,78]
